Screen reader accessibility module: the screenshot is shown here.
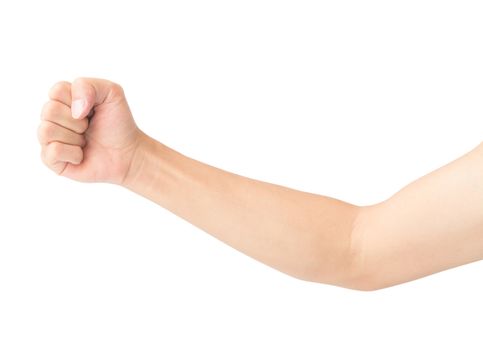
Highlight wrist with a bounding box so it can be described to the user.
[121,131,159,189]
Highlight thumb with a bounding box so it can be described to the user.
[70,77,125,119]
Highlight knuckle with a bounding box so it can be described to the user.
[108,82,125,99]
[37,121,54,143]
[48,81,70,99]
[41,100,60,120]
[48,142,63,160]
[110,82,124,94]
[43,146,55,164]
[40,101,51,120]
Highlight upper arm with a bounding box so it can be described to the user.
[351,142,483,290]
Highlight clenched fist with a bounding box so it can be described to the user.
[38,78,144,184]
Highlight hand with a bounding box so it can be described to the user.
[38,78,144,185]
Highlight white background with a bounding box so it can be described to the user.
[1,0,482,349]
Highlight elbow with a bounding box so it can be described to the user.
[312,261,389,292]
[339,206,390,292]
[297,259,387,292]
[344,207,406,292]
[340,269,389,292]
[311,257,391,292]
[307,206,392,292]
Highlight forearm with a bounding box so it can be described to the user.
[124,134,362,288]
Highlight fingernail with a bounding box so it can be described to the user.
[72,99,85,119]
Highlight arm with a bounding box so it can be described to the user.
[38,78,483,291]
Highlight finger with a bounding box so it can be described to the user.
[38,120,86,147]
[71,77,125,119]
[41,100,89,134]
[48,81,72,107]
[41,142,83,174]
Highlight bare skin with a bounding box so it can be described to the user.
[38,78,483,291]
